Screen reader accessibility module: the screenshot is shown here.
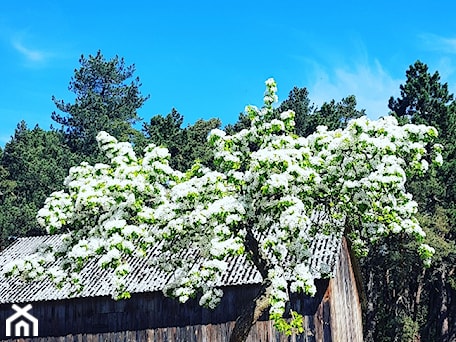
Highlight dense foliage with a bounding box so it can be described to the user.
[141,109,221,171]
[0,122,79,243]
[363,60,456,342]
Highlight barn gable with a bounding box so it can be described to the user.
[0,234,363,341]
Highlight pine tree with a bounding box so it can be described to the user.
[52,51,149,160]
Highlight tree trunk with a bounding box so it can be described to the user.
[364,268,379,342]
[439,267,449,341]
[449,285,456,342]
[449,266,456,342]
[228,225,272,342]
[229,277,273,342]
[413,268,425,321]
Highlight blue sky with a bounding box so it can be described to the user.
[1,1,456,145]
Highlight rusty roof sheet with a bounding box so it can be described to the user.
[0,233,341,304]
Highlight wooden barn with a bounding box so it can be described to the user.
[0,233,363,342]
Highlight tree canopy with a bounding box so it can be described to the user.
[389,60,455,137]
[141,109,221,171]
[363,60,456,341]
[52,51,149,160]
[4,79,441,342]
[0,122,79,243]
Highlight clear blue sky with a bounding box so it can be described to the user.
[1,0,455,145]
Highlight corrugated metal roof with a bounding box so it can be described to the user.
[0,233,341,304]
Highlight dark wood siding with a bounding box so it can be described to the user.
[0,321,331,342]
[0,281,329,341]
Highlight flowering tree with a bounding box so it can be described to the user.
[4,79,442,342]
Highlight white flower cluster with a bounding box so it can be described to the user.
[268,267,288,318]
[290,263,316,296]
[4,78,442,333]
[2,248,54,282]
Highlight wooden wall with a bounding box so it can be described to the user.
[326,238,364,342]
[1,320,328,342]
[0,281,328,341]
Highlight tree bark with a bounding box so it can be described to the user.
[364,268,379,342]
[449,285,456,342]
[448,266,456,342]
[229,277,273,342]
[413,268,425,321]
[228,226,272,342]
[439,267,449,341]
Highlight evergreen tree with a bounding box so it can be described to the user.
[276,86,315,137]
[224,112,250,135]
[388,60,456,213]
[389,60,454,137]
[313,95,365,130]
[0,122,79,245]
[182,117,221,170]
[141,108,185,167]
[142,109,221,171]
[52,51,149,160]
[362,60,456,342]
